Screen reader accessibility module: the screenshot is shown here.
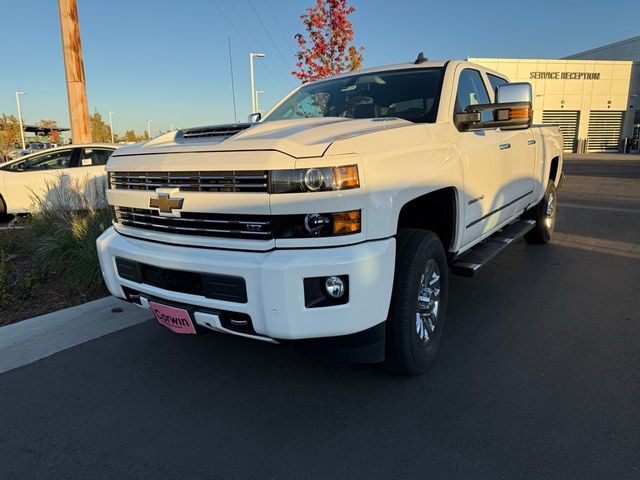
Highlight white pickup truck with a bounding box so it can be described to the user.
[97,59,563,374]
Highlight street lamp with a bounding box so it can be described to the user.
[108,111,115,144]
[147,120,152,139]
[255,90,264,113]
[249,53,266,114]
[15,91,27,150]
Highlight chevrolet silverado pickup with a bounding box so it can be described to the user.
[97,59,563,374]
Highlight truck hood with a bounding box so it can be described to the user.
[112,117,413,159]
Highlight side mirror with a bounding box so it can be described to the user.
[496,82,532,104]
[248,112,262,123]
[454,82,534,131]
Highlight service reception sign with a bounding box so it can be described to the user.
[529,71,601,80]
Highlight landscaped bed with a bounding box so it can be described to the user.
[0,221,105,325]
[0,176,110,326]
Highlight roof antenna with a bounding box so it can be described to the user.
[414,52,428,64]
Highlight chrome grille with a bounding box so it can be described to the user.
[114,207,273,240]
[110,171,269,192]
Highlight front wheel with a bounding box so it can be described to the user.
[384,229,449,375]
[524,181,557,244]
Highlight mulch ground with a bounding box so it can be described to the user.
[0,226,104,326]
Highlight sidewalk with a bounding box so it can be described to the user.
[565,152,640,161]
[0,296,150,374]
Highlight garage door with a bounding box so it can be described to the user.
[542,111,579,152]
[587,111,624,153]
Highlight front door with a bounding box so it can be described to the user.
[454,68,514,247]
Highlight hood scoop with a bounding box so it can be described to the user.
[178,123,252,140]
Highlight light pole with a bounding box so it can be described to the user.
[249,53,265,114]
[15,91,27,150]
[108,111,115,143]
[147,120,152,139]
[255,90,264,113]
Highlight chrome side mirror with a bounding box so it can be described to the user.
[248,112,262,123]
[496,82,532,104]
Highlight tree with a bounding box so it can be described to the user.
[293,0,364,83]
[90,111,111,143]
[38,119,61,144]
[123,130,138,143]
[0,114,22,162]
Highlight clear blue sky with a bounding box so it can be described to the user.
[1,0,637,137]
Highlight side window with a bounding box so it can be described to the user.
[455,69,492,122]
[22,149,73,171]
[79,148,114,167]
[487,74,509,99]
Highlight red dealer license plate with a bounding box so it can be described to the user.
[149,301,197,335]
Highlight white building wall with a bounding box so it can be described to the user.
[469,57,638,151]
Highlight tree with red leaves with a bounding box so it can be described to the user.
[293,0,364,83]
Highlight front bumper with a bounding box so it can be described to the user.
[97,227,395,341]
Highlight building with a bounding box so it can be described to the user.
[469,36,640,153]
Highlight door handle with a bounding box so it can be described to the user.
[527,139,536,145]
[499,143,511,150]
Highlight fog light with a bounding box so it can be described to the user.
[324,276,345,298]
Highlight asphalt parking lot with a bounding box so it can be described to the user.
[1,155,639,479]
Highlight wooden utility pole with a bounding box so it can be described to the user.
[58,0,92,143]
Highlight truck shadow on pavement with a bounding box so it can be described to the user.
[2,236,638,479]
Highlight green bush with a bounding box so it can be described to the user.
[26,172,111,294]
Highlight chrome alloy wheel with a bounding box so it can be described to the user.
[416,259,441,345]
[545,191,555,228]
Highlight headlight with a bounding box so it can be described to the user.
[270,165,359,193]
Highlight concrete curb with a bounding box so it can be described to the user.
[0,296,151,374]
[564,153,640,160]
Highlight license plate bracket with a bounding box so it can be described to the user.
[149,301,197,335]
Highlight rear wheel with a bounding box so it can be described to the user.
[0,195,6,217]
[524,181,557,244]
[385,229,448,375]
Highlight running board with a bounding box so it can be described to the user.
[451,219,536,277]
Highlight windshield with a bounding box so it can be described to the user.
[265,68,444,124]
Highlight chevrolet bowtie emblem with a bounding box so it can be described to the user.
[149,192,184,214]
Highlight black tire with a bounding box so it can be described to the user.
[0,195,6,217]
[524,181,557,244]
[384,229,449,375]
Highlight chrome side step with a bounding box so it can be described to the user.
[451,219,536,277]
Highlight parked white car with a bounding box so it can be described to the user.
[98,59,563,374]
[0,144,118,215]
